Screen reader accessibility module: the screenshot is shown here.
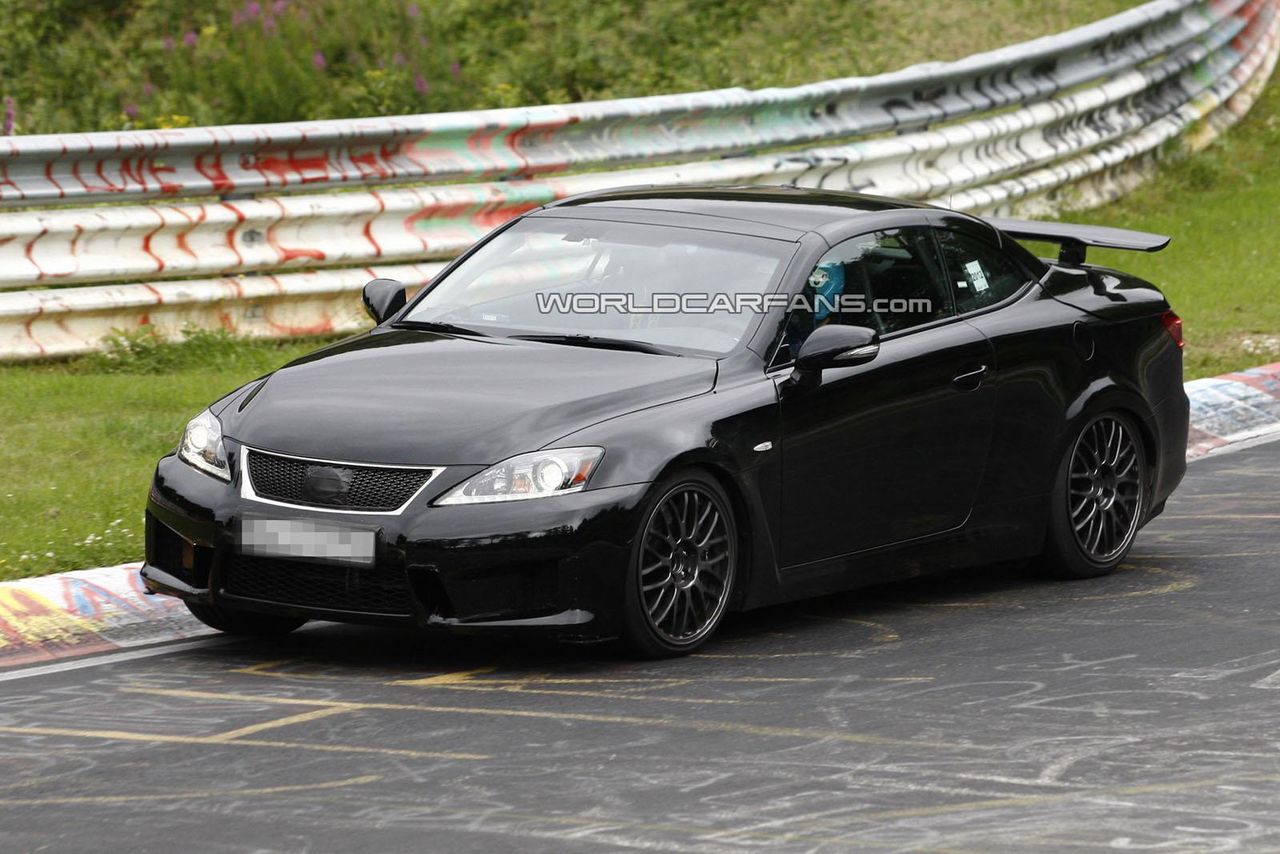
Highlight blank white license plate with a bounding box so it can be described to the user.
[240,519,376,566]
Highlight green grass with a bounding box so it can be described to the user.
[1057,76,1280,379]
[0,330,340,580]
[0,0,1133,134]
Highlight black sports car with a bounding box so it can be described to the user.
[143,186,1188,657]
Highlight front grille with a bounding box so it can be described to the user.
[246,449,434,512]
[223,553,414,616]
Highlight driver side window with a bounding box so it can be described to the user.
[780,227,953,361]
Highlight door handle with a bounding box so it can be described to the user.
[952,364,988,390]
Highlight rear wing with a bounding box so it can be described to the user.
[985,217,1170,266]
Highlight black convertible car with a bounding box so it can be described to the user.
[143,186,1188,656]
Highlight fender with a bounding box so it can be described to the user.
[1040,265,1171,322]
[1057,377,1161,519]
[551,365,785,611]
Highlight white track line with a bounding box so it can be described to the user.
[0,637,225,683]
[1198,424,1280,460]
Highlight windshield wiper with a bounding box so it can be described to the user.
[511,333,680,356]
[391,320,490,337]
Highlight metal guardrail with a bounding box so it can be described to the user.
[0,0,1276,359]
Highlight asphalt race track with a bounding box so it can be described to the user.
[2,439,1279,852]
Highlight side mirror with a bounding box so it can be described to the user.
[794,324,880,373]
[362,278,406,324]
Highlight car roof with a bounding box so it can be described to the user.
[534,185,1049,275]
[540,185,939,237]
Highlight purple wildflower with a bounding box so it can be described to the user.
[393,52,406,66]
[162,35,176,50]
[449,60,461,78]
[3,98,15,136]
[406,2,420,18]
[245,1,262,16]
[414,73,430,94]
[183,30,198,47]
[142,81,156,97]
[273,0,288,13]
[123,102,139,119]
[261,14,277,32]
[312,51,327,70]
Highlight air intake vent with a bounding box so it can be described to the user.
[223,554,414,616]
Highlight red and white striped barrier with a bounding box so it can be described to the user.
[0,0,1275,359]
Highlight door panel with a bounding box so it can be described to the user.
[779,321,995,567]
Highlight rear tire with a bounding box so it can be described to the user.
[185,601,308,636]
[1039,411,1147,579]
[620,470,738,658]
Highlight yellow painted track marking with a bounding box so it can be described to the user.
[121,685,981,751]
[798,616,901,642]
[395,666,496,685]
[213,706,353,740]
[907,563,1197,609]
[395,666,752,701]
[237,663,928,694]
[246,662,911,688]
[1071,565,1198,600]
[426,683,744,704]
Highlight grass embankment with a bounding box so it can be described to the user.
[0,0,1131,134]
[0,331,334,579]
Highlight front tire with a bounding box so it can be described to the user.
[1040,411,1147,579]
[185,601,308,636]
[621,470,738,658]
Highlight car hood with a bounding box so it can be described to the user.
[216,329,717,465]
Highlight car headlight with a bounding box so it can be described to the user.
[178,409,230,482]
[436,447,603,505]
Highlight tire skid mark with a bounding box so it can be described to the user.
[0,773,382,807]
[0,724,487,761]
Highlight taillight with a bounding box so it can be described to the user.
[1161,310,1183,349]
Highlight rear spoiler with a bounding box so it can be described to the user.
[985,217,1171,266]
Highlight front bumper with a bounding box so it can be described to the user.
[142,445,651,641]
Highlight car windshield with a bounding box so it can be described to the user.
[400,217,796,356]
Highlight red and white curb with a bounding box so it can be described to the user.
[1185,361,1280,459]
[0,562,212,669]
[3,362,1280,669]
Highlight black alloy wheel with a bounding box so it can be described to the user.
[1041,411,1147,579]
[622,471,737,657]
[1069,415,1144,561]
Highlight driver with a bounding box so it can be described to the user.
[784,260,846,357]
